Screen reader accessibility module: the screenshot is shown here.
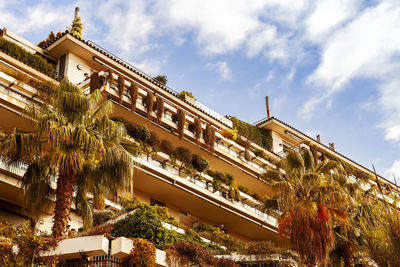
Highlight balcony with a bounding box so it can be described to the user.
[133,151,278,228]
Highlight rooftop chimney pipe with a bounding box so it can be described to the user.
[265,96,270,119]
[74,7,80,19]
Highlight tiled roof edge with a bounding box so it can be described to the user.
[256,116,398,188]
[44,31,232,128]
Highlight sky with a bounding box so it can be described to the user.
[1,0,400,181]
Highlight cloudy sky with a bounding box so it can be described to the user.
[1,0,400,181]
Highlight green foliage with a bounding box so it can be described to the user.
[0,80,136,236]
[0,222,60,266]
[177,108,185,139]
[238,185,251,195]
[174,146,192,164]
[221,128,238,140]
[38,31,62,48]
[70,16,83,39]
[153,75,167,85]
[84,224,114,236]
[167,241,216,266]
[130,238,156,267]
[160,139,174,155]
[0,37,55,76]
[111,203,178,249]
[230,116,272,150]
[191,154,209,173]
[178,90,195,100]
[92,210,115,226]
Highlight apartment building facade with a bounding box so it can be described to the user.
[0,27,398,265]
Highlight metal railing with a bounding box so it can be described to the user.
[140,154,277,225]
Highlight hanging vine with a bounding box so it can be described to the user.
[117,75,125,104]
[145,91,155,118]
[155,96,164,123]
[130,83,139,111]
[177,108,186,139]
[237,136,251,161]
[194,117,202,144]
[108,69,114,87]
[204,124,216,154]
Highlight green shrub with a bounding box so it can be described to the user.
[146,131,160,150]
[238,185,251,195]
[160,139,174,155]
[0,37,55,76]
[93,210,115,226]
[174,146,192,164]
[229,116,272,150]
[111,203,178,248]
[168,241,215,266]
[178,90,195,100]
[191,154,209,172]
[130,238,156,267]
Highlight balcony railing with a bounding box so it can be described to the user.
[137,152,278,226]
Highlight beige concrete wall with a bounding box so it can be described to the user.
[65,52,94,85]
[271,131,283,154]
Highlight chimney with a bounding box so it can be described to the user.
[265,96,270,119]
[329,142,335,151]
[74,7,80,19]
[316,134,321,143]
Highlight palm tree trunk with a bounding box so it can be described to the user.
[93,192,106,210]
[52,172,76,237]
[343,241,355,267]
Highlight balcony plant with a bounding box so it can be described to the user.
[194,117,202,144]
[117,75,125,104]
[155,96,164,123]
[0,37,55,76]
[229,116,272,150]
[4,70,57,103]
[177,108,185,139]
[153,75,167,85]
[129,238,156,267]
[111,203,178,248]
[178,90,196,105]
[0,79,138,237]
[144,91,154,118]
[191,154,209,173]
[130,83,139,111]
[204,124,216,154]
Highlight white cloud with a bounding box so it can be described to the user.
[206,61,232,80]
[0,2,71,35]
[384,159,400,182]
[301,1,400,125]
[304,0,362,43]
[132,57,166,76]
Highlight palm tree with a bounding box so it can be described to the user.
[264,148,350,266]
[0,79,137,236]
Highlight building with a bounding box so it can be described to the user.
[0,26,398,265]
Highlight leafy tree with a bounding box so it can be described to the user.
[0,79,137,236]
[264,148,350,266]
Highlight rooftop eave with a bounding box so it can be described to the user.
[257,117,399,191]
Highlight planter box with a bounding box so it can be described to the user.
[40,235,109,260]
